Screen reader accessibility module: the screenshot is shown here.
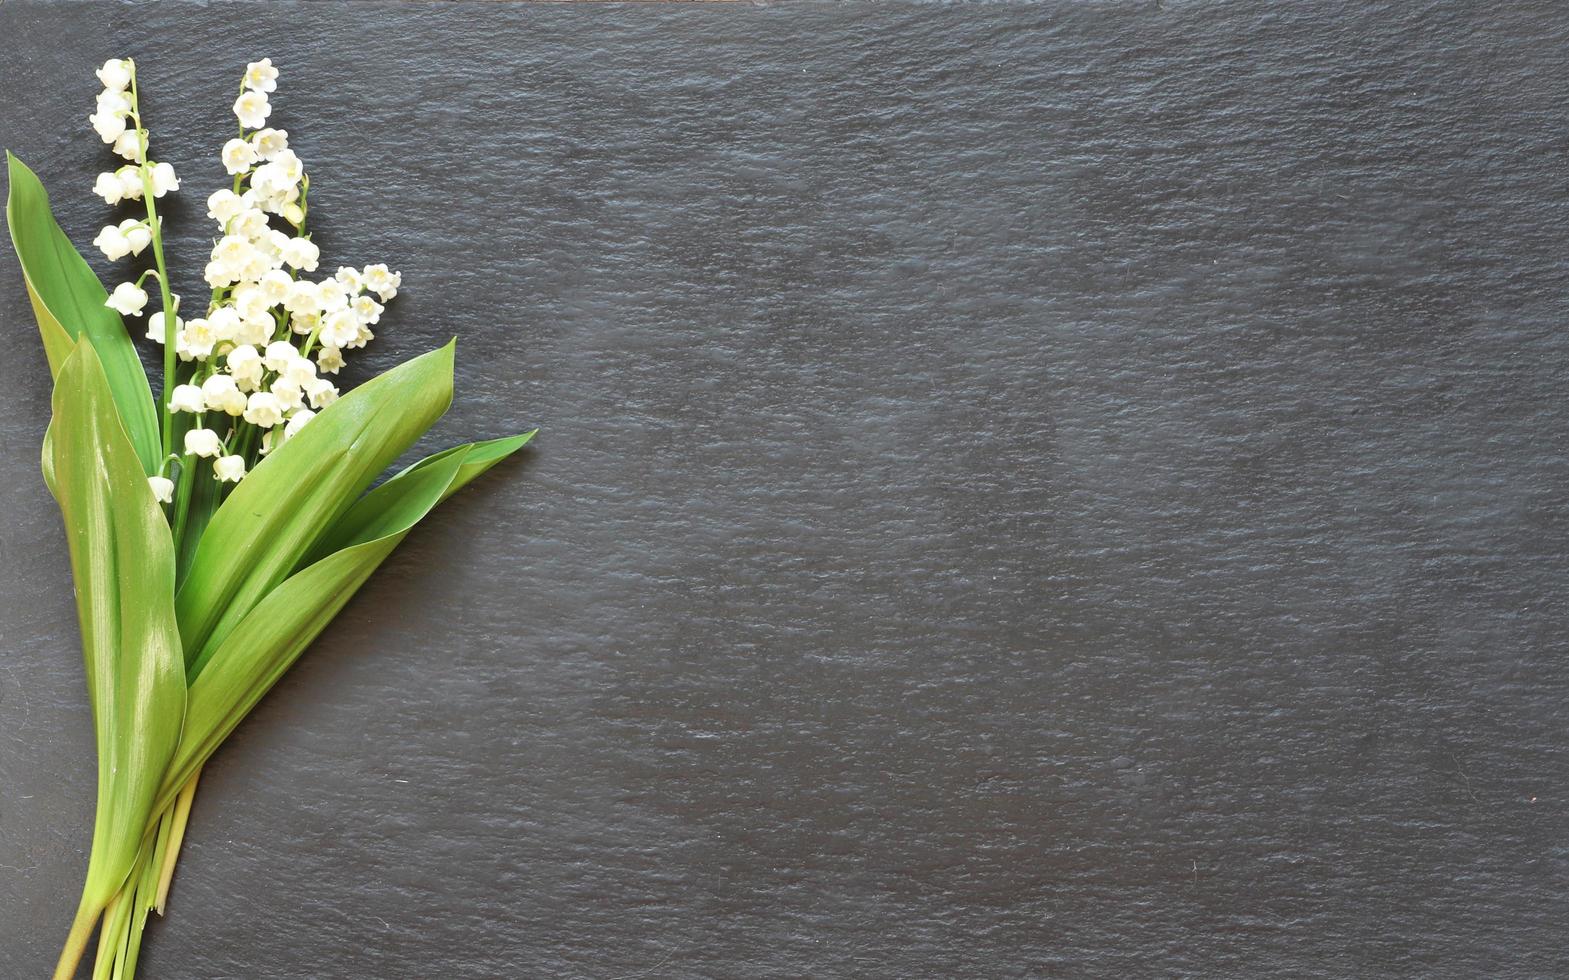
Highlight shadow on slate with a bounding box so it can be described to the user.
[1,2,1567,978]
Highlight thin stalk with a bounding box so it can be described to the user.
[112,814,170,980]
[53,893,101,980]
[91,880,132,980]
[127,62,177,464]
[154,769,201,913]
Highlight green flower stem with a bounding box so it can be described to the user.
[107,809,173,980]
[154,769,202,912]
[127,62,178,466]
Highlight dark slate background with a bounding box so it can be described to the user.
[1,1,1567,977]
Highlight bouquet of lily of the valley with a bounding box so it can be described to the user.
[8,57,533,979]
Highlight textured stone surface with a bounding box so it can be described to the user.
[1,2,1568,977]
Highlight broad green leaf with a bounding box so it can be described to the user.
[44,341,185,928]
[305,432,536,564]
[157,434,532,808]
[176,341,456,671]
[7,153,161,475]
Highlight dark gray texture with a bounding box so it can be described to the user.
[2,1,1567,977]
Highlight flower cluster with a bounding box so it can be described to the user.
[89,60,181,208]
[91,58,400,494]
[91,58,178,320]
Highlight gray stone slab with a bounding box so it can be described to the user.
[1,2,1566,977]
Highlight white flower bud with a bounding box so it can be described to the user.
[95,90,131,116]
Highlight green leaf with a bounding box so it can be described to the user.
[7,153,161,476]
[176,341,456,672]
[156,433,533,809]
[305,432,536,564]
[44,340,185,934]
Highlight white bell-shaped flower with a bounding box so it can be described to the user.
[105,282,149,316]
[283,408,315,440]
[243,59,279,94]
[149,161,179,197]
[93,172,124,205]
[243,391,285,428]
[234,91,271,129]
[184,428,223,458]
[94,225,132,261]
[213,454,248,483]
[112,129,141,161]
[96,59,133,91]
[147,475,175,504]
[167,384,205,414]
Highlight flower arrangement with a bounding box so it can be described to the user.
[8,57,534,979]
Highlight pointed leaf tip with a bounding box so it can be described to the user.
[7,155,161,474]
[178,341,458,667]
